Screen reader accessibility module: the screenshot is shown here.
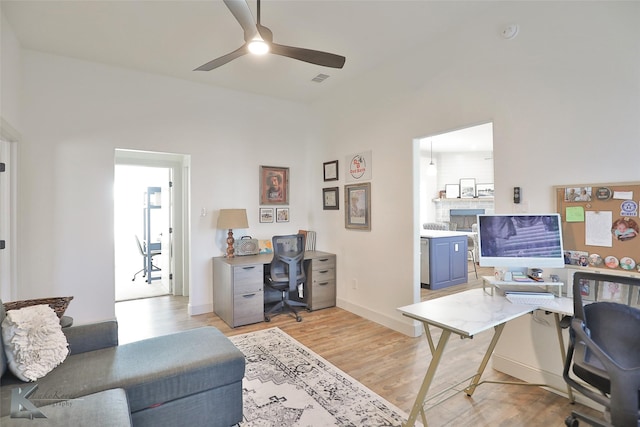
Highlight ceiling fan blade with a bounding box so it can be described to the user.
[194,45,248,71]
[270,43,346,69]
[223,0,258,41]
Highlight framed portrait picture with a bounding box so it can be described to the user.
[459,178,476,198]
[345,183,371,230]
[259,208,274,223]
[260,166,289,205]
[276,208,289,223]
[445,184,459,199]
[323,187,339,210]
[323,160,338,181]
[476,183,494,198]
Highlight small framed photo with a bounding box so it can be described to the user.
[260,166,289,205]
[323,187,339,210]
[345,183,371,230]
[459,178,476,198]
[597,281,628,303]
[445,184,459,199]
[476,183,494,198]
[632,288,640,308]
[259,208,274,223]
[577,278,596,301]
[323,160,339,181]
[276,208,289,223]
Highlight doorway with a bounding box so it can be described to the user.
[114,149,190,302]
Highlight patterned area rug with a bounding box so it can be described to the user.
[229,327,412,427]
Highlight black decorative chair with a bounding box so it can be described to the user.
[563,272,640,426]
[264,234,307,322]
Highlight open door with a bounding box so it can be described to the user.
[160,172,173,291]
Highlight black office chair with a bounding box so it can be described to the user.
[264,234,308,322]
[132,235,161,283]
[562,272,640,427]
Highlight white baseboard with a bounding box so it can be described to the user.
[337,298,421,337]
[188,302,213,316]
[492,354,603,411]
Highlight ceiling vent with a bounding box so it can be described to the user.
[311,74,330,83]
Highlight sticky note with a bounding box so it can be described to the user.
[566,206,585,222]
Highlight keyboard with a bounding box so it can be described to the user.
[505,292,557,306]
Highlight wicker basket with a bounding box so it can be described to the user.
[3,296,74,319]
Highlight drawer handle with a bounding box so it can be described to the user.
[318,282,329,286]
[318,258,329,262]
[242,266,256,271]
[243,293,256,298]
[318,270,329,274]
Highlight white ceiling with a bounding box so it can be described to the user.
[419,122,493,154]
[1,0,499,105]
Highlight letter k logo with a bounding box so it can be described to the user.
[11,384,46,419]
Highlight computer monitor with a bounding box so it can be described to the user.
[476,213,565,271]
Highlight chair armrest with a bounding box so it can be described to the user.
[63,320,118,355]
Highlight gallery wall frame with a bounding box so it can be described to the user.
[345,182,371,230]
[323,187,339,210]
[276,208,289,223]
[323,160,338,181]
[259,208,274,223]
[260,165,289,205]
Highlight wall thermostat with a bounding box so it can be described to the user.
[514,187,521,204]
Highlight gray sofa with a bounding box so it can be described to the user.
[0,302,245,426]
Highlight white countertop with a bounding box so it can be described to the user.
[420,230,474,238]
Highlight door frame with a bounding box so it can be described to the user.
[0,117,20,301]
[115,149,190,296]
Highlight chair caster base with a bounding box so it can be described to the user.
[296,316,302,322]
[565,415,579,427]
[264,316,271,322]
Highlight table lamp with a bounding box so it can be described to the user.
[217,209,249,258]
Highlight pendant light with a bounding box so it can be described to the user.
[426,140,437,176]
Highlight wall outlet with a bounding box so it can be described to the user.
[351,279,358,289]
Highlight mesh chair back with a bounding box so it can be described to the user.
[269,234,306,292]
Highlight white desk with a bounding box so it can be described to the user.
[397,289,574,427]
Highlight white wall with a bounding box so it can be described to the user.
[311,1,640,336]
[15,51,323,323]
[0,12,22,130]
[2,1,639,336]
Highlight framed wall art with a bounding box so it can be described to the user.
[323,160,338,181]
[323,187,339,210]
[459,178,476,198]
[276,208,289,223]
[476,183,494,198]
[445,184,459,199]
[345,183,371,230]
[260,166,289,205]
[259,208,274,223]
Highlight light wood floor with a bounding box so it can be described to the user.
[115,264,600,426]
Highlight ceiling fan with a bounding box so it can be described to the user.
[194,0,346,71]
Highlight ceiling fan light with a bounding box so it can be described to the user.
[248,38,269,55]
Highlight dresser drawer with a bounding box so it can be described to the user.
[309,279,336,310]
[233,265,264,294]
[312,267,335,284]
[233,291,264,326]
[312,256,336,271]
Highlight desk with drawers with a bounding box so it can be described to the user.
[212,251,336,328]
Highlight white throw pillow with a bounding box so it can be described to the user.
[1,304,69,381]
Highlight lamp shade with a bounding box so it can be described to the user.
[217,209,249,229]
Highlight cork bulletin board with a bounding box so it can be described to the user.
[555,182,640,274]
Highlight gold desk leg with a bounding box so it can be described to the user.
[463,323,506,396]
[423,321,436,355]
[405,328,452,427]
[554,312,575,403]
